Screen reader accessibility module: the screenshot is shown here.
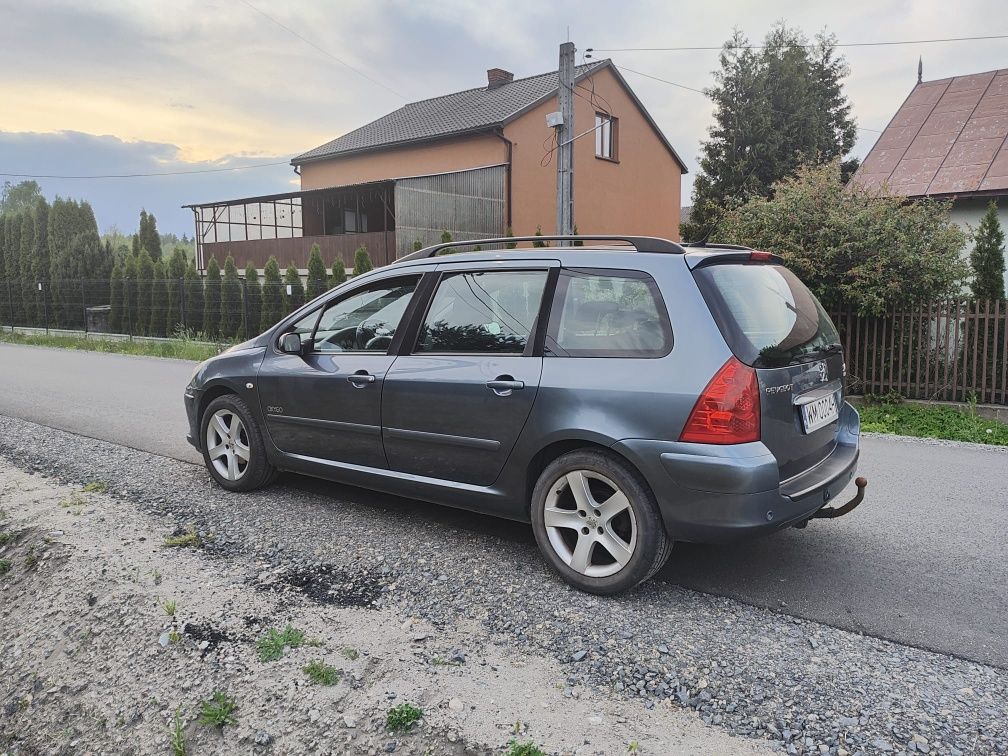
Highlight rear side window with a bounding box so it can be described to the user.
[546,269,672,358]
[692,263,840,368]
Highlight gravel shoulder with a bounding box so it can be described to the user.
[1,414,1006,756]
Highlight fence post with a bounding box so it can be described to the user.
[241,277,250,341]
[5,280,13,332]
[180,277,186,332]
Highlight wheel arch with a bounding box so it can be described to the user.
[197,381,244,431]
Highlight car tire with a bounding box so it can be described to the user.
[200,393,276,492]
[531,449,672,595]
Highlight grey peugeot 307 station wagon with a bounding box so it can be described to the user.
[184,235,866,594]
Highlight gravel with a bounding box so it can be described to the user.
[2,413,1006,756]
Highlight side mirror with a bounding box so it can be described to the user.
[279,332,304,355]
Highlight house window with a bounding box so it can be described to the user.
[595,113,617,161]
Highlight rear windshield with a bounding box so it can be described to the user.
[692,263,840,368]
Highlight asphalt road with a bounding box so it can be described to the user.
[2,342,1006,667]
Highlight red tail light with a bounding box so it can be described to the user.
[749,250,772,262]
[680,357,761,444]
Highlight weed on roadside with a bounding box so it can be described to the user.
[0,559,11,576]
[505,741,546,756]
[386,703,422,732]
[169,631,182,644]
[256,624,305,662]
[340,646,360,661]
[82,481,108,494]
[0,531,16,547]
[163,599,177,616]
[150,568,162,586]
[198,692,236,728]
[164,525,201,549]
[170,708,186,755]
[24,545,39,570]
[303,659,342,686]
[60,492,86,513]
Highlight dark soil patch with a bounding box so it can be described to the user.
[275,564,386,608]
[184,621,234,655]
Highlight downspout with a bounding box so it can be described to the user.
[493,127,513,229]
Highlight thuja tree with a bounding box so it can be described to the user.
[149,259,168,337]
[109,261,124,333]
[284,263,305,313]
[220,256,242,339]
[306,243,328,299]
[243,262,261,338]
[970,201,1006,301]
[352,245,372,276]
[260,256,284,331]
[203,256,222,337]
[135,248,154,334]
[329,255,347,288]
[166,247,188,333]
[183,260,203,333]
[122,253,138,334]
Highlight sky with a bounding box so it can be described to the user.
[1,0,1007,237]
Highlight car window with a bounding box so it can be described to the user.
[288,276,420,353]
[547,269,672,357]
[415,270,548,354]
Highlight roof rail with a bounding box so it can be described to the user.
[681,241,753,251]
[396,234,686,263]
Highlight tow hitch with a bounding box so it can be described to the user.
[813,476,868,519]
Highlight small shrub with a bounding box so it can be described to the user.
[169,630,182,644]
[303,659,342,686]
[340,646,360,661]
[24,546,39,569]
[256,624,305,662]
[0,531,16,547]
[163,599,177,616]
[170,708,186,755]
[82,480,108,494]
[352,246,373,276]
[506,742,546,756]
[0,558,11,576]
[198,691,236,728]
[386,703,422,732]
[164,525,201,548]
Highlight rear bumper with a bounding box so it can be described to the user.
[614,402,861,543]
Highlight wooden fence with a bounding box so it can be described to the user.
[830,300,1008,405]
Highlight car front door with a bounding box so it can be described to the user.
[256,273,423,468]
[381,261,556,486]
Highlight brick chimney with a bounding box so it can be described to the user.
[487,68,514,90]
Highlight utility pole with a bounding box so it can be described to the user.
[555,41,575,244]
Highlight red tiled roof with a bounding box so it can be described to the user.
[851,68,1008,197]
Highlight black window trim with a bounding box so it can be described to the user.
[406,266,558,358]
[545,266,674,359]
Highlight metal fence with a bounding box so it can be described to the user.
[0,278,301,342]
[831,301,1008,405]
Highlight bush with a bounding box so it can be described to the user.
[220,256,242,339]
[122,253,138,333]
[166,247,187,332]
[716,161,968,314]
[329,255,347,288]
[970,201,1005,301]
[352,245,373,276]
[183,260,203,333]
[135,249,154,334]
[283,263,304,313]
[243,262,261,338]
[504,225,517,249]
[149,259,167,336]
[532,225,548,247]
[203,256,221,336]
[260,256,284,331]
[306,243,327,300]
[109,262,123,333]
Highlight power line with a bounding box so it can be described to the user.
[589,33,1008,53]
[615,64,884,133]
[236,0,405,99]
[0,160,292,180]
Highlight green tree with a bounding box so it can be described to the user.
[135,248,154,334]
[439,229,454,256]
[533,225,548,247]
[715,161,968,314]
[683,25,858,242]
[306,244,328,299]
[18,212,36,324]
[260,256,284,330]
[137,209,162,260]
[131,234,140,257]
[0,180,42,215]
[504,226,517,249]
[31,198,50,325]
[4,213,23,323]
[329,255,347,288]
[352,245,373,276]
[149,259,168,336]
[413,239,423,252]
[109,262,124,333]
[220,256,242,339]
[122,253,138,334]
[166,247,187,333]
[183,261,203,333]
[969,201,1006,301]
[242,262,262,338]
[284,263,305,313]
[203,256,222,336]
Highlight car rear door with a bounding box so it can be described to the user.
[380,260,557,486]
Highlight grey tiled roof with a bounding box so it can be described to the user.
[293,62,607,164]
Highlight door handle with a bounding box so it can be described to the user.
[347,371,376,387]
[486,377,524,395]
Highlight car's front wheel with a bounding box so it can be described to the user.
[200,394,276,492]
[531,449,672,594]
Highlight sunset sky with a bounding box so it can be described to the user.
[1,0,1006,236]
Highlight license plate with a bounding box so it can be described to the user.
[801,392,839,433]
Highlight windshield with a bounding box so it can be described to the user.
[692,263,840,368]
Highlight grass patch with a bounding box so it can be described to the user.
[340,646,360,661]
[163,599,177,616]
[0,559,11,576]
[170,708,186,756]
[303,659,342,686]
[82,480,108,494]
[0,531,16,547]
[0,329,230,362]
[859,396,1008,445]
[24,546,39,570]
[505,742,546,756]
[164,525,201,548]
[198,692,236,728]
[255,624,305,662]
[385,703,422,732]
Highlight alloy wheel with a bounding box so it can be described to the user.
[543,469,638,578]
[205,408,250,482]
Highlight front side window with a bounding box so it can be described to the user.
[416,270,548,354]
[288,276,420,353]
[595,112,617,160]
[547,269,671,357]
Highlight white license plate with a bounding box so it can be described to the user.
[801,392,839,433]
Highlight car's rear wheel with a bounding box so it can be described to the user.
[200,394,275,492]
[531,449,672,594]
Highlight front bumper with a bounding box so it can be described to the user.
[614,401,862,543]
[184,388,201,452]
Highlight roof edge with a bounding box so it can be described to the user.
[291,125,501,167]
